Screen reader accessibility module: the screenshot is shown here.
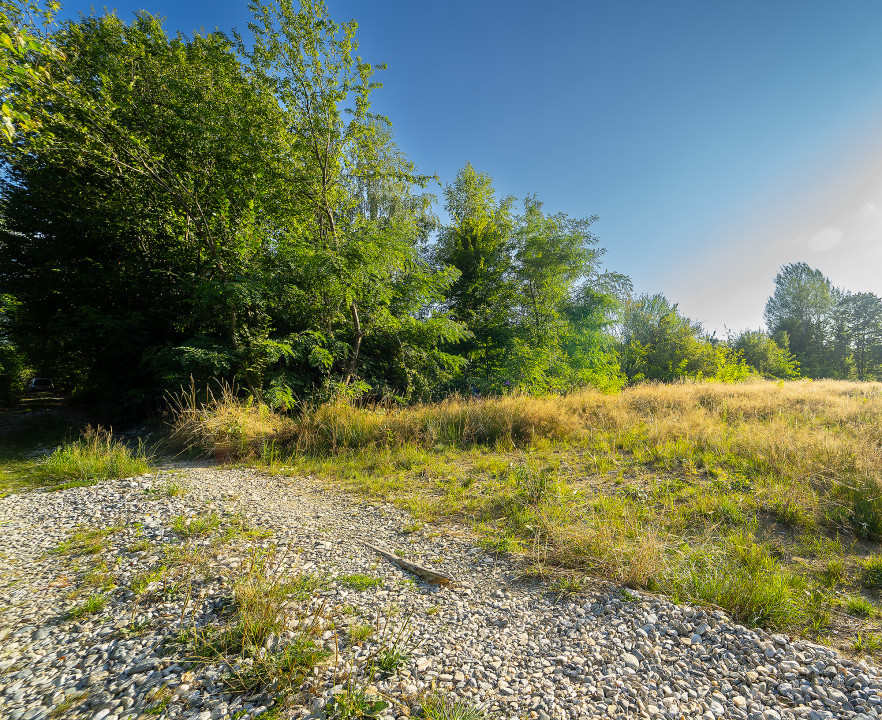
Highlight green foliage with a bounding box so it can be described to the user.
[325,689,388,719]
[836,292,882,381]
[434,163,627,395]
[732,330,800,379]
[0,0,63,142]
[618,293,752,383]
[1,1,466,412]
[764,263,840,378]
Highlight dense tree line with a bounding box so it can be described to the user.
[0,0,629,412]
[1,1,879,412]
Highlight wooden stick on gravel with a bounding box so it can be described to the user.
[361,540,456,587]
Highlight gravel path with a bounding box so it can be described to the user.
[0,466,880,720]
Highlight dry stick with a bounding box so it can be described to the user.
[361,541,456,587]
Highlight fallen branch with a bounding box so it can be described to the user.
[361,540,456,587]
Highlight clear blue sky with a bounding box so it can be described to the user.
[59,0,882,334]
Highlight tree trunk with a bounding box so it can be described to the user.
[342,300,363,385]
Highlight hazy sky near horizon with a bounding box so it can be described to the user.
[57,0,882,334]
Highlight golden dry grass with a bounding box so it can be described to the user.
[169,379,882,638]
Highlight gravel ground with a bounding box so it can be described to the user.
[0,466,880,720]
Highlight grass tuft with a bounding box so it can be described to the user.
[31,426,151,488]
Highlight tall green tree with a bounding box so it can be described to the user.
[1,11,293,409]
[763,262,840,377]
[433,163,516,391]
[836,292,882,380]
[434,163,626,393]
[238,0,461,393]
[2,2,466,411]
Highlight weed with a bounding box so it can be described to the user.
[48,691,89,718]
[325,687,388,719]
[131,566,166,595]
[128,539,152,553]
[548,576,585,600]
[819,559,847,588]
[181,547,330,696]
[349,624,374,643]
[144,685,175,715]
[675,536,808,628]
[478,532,520,556]
[337,574,383,591]
[165,378,882,641]
[375,646,408,677]
[854,632,882,654]
[861,555,882,589]
[31,426,151,488]
[84,563,115,591]
[846,595,875,618]
[54,526,115,556]
[145,479,187,498]
[172,512,221,538]
[420,694,490,720]
[67,592,106,620]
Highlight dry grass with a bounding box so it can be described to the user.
[168,379,882,641]
[168,383,294,461]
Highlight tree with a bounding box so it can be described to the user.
[238,0,460,392]
[1,11,293,409]
[618,294,750,383]
[434,163,626,394]
[433,163,516,391]
[2,2,467,411]
[731,330,800,379]
[0,0,62,142]
[763,263,840,377]
[836,292,882,380]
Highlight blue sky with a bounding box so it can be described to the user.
[59,0,882,334]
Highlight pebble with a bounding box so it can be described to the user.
[0,466,880,720]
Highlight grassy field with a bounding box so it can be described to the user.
[170,379,882,653]
[5,380,882,654]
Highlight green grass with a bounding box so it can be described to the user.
[862,555,882,589]
[172,511,222,538]
[181,550,330,696]
[846,595,875,618]
[853,632,882,654]
[420,696,491,720]
[54,526,116,556]
[28,426,151,490]
[348,623,374,643]
[337,574,383,591]
[67,592,107,620]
